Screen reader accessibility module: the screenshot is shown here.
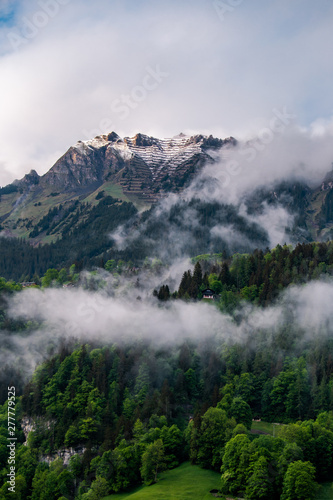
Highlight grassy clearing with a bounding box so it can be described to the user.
[251,421,287,437]
[102,462,333,500]
[102,183,130,201]
[102,462,222,500]
[251,421,274,435]
[83,182,131,205]
[318,483,333,500]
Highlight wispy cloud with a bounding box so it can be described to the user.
[4,276,333,379]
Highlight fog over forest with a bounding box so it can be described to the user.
[1,125,333,378]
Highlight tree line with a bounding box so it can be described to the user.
[154,241,333,309]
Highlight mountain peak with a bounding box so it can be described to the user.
[13,169,40,187]
[106,131,121,142]
[124,133,159,147]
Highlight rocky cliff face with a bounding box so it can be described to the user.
[13,169,40,189]
[0,132,236,240]
[21,417,35,445]
[20,417,86,465]
[39,132,236,202]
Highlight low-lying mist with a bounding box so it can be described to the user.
[2,274,333,385]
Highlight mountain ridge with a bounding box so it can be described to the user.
[8,131,236,194]
[0,131,333,248]
[0,132,236,241]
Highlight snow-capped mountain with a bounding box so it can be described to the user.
[0,132,235,239]
[40,132,236,203]
[1,131,333,247]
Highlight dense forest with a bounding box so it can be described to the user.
[1,329,333,499]
[1,241,333,498]
[0,197,137,281]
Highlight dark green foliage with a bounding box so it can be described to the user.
[171,241,333,309]
[321,189,333,224]
[140,439,166,485]
[220,432,320,500]
[2,330,333,498]
[229,397,252,430]
[246,456,274,499]
[95,190,105,200]
[218,262,232,288]
[29,201,80,238]
[156,285,170,301]
[190,262,203,298]
[220,433,251,495]
[178,271,193,299]
[0,184,19,196]
[281,461,318,500]
[0,198,137,280]
[196,407,235,471]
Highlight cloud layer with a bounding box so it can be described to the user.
[3,276,333,379]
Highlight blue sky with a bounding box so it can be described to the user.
[0,0,332,184]
[0,0,19,25]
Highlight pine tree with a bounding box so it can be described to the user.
[178,271,192,298]
[188,262,203,298]
[219,262,232,288]
[157,285,170,301]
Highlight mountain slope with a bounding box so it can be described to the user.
[0,132,333,281]
[43,132,235,198]
[0,132,235,242]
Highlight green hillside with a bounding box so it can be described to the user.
[102,462,222,500]
[0,181,139,243]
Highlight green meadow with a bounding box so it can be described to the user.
[102,462,223,500]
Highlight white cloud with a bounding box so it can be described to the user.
[0,0,333,185]
[4,276,333,377]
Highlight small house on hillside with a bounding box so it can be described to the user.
[20,282,36,288]
[202,289,216,300]
[63,283,76,288]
